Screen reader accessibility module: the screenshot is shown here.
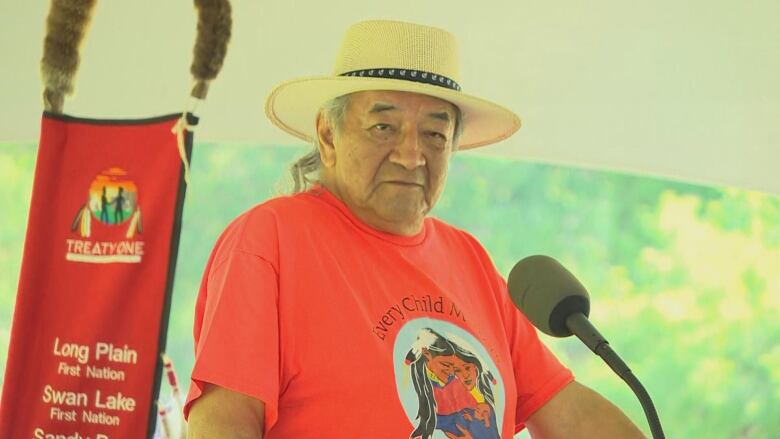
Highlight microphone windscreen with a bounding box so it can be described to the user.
[507,255,590,337]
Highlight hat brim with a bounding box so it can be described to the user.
[265,76,522,150]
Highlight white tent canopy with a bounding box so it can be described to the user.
[2,0,778,194]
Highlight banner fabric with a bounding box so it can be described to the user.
[0,112,196,438]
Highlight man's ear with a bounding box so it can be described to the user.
[316,112,337,168]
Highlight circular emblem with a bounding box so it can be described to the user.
[393,318,504,439]
[87,167,138,225]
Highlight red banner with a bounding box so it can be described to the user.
[0,112,194,438]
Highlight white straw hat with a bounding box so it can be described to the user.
[265,20,522,149]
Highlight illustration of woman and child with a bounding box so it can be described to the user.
[405,328,501,439]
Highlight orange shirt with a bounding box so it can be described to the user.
[185,187,573,437]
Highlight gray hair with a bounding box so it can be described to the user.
[288,94,351,193]
[288,93,463,193]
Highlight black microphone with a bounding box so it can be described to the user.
[507,255,665,439]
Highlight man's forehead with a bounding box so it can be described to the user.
[350,90,457,118]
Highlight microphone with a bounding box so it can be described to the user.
[507,255,665,439]
[506,255,606,353]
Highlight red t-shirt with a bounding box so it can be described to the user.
[184,187,573,438]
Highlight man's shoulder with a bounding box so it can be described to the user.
[425,217,505,290]
[427,216,483,247]
[231,192,320,227]
[254,191,318,213]
[426,216,494,261]
[215,192,320,250]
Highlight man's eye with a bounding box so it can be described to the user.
[373,124,391,131]
[427,131,447,141]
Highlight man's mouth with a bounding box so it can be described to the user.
[385,180,423,187]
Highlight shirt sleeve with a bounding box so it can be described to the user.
[497,274,574,433]
[183,209,282,434]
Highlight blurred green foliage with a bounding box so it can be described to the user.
[1,143,778,438]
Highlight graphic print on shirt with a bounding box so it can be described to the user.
[394,318,504,439]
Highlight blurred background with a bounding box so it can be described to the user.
[2,142,778,437]
[2,0,780,437]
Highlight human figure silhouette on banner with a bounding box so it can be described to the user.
[100,186,110,223]
[114,187,126,224]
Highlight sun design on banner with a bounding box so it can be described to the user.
[89,169,138,225]
[67,167,145,264]
[71,168,142,239]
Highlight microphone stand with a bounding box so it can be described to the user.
[566,313,666,439]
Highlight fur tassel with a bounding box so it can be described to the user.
[40,0,97,112]
[190,0,232,99]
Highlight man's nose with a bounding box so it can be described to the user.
[390,129,426,170]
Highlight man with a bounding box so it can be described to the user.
[186,20,645,438]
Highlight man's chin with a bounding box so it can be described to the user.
[375,183,421,198]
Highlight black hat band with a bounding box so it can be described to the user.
[339,68,462,91]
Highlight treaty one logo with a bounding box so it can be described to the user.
[67,167,145,264]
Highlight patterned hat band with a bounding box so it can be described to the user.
[339,68,462,92]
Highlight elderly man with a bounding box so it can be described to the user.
[185,20,645,438]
